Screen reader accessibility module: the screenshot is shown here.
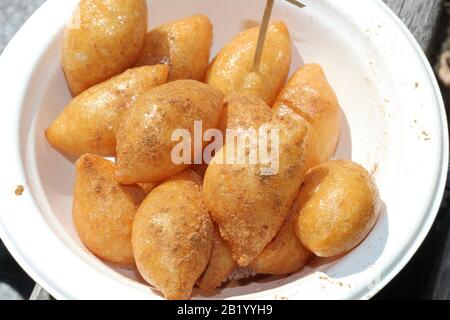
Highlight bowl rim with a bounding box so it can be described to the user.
[351,0,448,299]
[0,0,447,300]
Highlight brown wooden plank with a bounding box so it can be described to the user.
[384,0,443,51]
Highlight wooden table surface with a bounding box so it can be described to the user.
[0,0,445,300]
[384,0,442,53]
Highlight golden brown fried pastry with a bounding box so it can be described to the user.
[136,15,213,82]
[138,169,203,194]
[219,94,273,134]
[62,0,148,95]
[73,154,146,267]
[137,183,158,194]
[132,170,213,300]
[273,64,341,167]
[203,115,309,266]
[170,168,204,186]
[192,163,209,179]
[250,198,312,275]
[116,80,224,184]
[206,21,291,106]
[296,160,380,257]
[275,104,320,171]
[195,92,272,178]
[46,65,169,157]
[197,225,237,292]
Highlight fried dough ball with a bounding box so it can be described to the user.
[296,160,380,257]
[132,170,213,300]
[73,154,146,267]
[219,94,273,134]
[170,168,204,186]
[197,225,237,292]
[137,183,158,195]
[46,65,169,157]
[275,104,321,171]
[250,198,312,275]
[203,115,309,266]
[138,167,202,192]
[197,93,273,177]
[192,163,209,179]
[136,15,213,81]
[115,80,224,184]
[62,0,148,95]
[273,64,341,166]
[206,21,291,106]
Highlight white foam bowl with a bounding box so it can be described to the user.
[0,0,447,300]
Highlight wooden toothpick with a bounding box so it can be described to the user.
[252,0,306,72]
[252,0,275,72]
[286,0,306,9]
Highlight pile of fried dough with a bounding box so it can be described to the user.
[46,0,381,300]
